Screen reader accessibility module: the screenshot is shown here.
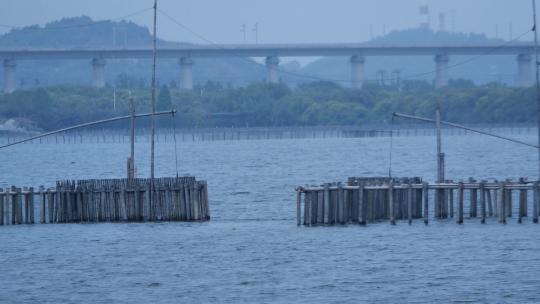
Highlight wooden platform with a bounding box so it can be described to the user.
[0,177,210,225]
[296,177,540,226]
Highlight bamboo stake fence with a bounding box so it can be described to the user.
[0,177,209,225]
[296,177,540,226]
[0,124,534,145]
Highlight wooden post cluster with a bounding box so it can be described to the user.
[296,177,540,226]
[297,177,423,226]
[0,177,210,226]
[0,187,35,226]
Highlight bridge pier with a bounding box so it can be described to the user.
[434,54,449,88]
[265,56,280,84]
[179,57,193,90]
[91,58,106,88]
[3,59,17,93]
[351,55,365,90]
[517,54,532,87]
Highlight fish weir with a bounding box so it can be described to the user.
[296,177,540,226]
[0,177,210,225]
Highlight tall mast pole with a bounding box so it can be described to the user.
[533,0,540,180]
[151,0,157,184]
[129,93,135,181]
[436,104,443,183]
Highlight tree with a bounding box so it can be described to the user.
[157,85,172,111]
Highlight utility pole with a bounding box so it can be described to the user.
[253,23,259,44]
[241,24,246,44]
[534,0,540,181]
[150,0,157,192]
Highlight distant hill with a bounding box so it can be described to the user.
[0,16,265,88]
[0,18,529,88]
[294,28,528,86]
[0,16,163,48]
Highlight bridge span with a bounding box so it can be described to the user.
[0,43,536,93]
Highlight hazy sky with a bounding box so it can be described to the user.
[0,0,534,44]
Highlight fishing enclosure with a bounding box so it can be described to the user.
[296,177,540,226]
[0,177,210,225]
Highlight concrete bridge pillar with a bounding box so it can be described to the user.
[179,57,194,90]
[434,54,449,88]
[91,58,106,88]
[517,54,532,87]
[350,55,365,90]
[3,59,17,93]
[265,56,280,84]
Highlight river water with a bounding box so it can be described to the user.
[0,134,539,303]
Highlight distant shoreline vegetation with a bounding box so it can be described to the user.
[0,80,535,131]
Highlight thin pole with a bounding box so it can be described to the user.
[129,95,136,180]
[436,104,443,182]
[0,110,175,150]
[533,0,540,180]
[150,0,157,184]
[388,115,394,178]
[393,112,539,149]
[253,23,259,44]
[171,110,179,177]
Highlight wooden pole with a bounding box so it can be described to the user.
[449,185,454,218]
[480,181,486,224]
[296,189,301,226]
[0,111,174,150]
[324,184,330,224]
[499,182,506,224]
[358,184,365,225]
[436,106,443,183]
[128,96,136,181]
[0,191,4,226]
[423,182,429,225]
[150,0,158,206]
[532,0,540,179]
[457,182,464,224]
[534,181,539,223]
[519,178,526,223]
[487,188,493,217]
[317,190,324,225]
[39,186,45,224]
[338,184,345,225]
[389,181,395,225]
[407,183,413,225]
[393,112,539,149]
[304,190,310,226]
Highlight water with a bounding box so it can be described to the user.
[1,134,540,303]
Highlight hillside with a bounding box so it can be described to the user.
[0,18,530,88]
[296,28,526,86]
[0,16,265,88]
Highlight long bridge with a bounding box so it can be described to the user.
[0,43,536,93]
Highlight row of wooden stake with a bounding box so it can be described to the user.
[296,177,540,226]
[0,177,210,225]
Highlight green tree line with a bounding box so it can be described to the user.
[0,80,535,131]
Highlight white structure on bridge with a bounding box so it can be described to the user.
[91,58,106,88]
[0,43,536,93]
[179,57,194,90]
